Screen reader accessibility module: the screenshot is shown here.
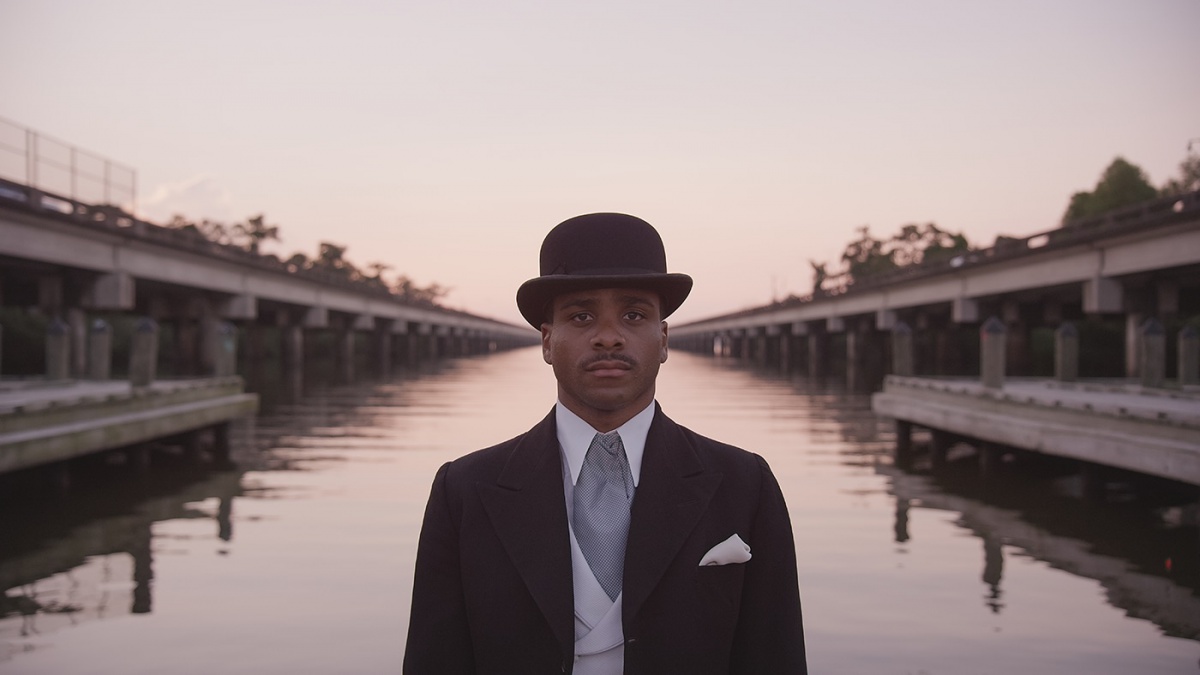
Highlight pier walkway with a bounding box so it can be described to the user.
[0,378,258,475]
[872,377,1200,486]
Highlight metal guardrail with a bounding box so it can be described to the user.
[0,177,523,330]
[0,116,136,212]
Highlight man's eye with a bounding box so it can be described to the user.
[570,312,593,322]
[624,311,645,321]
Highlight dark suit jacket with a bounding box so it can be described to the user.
[403,404,806,674]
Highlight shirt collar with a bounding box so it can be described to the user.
[556,400,654,488]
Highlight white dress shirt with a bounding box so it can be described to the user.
[556,401,654,675]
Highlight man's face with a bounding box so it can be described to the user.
[541,287,669,430]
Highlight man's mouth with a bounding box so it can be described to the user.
[585,355,635,376]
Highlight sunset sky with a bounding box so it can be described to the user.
[2,0,1197,327]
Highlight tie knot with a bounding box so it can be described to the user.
[595,431,622,455]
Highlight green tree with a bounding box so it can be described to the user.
[813,222,972,294]
[230,213,280,254]
[1061,157,1158,225]
[1161,151,1200,196]
[314,241,357,278]
[841,225,896,281]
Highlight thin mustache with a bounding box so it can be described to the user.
[584,353,637,369]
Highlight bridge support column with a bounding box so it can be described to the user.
[891,322,914,377]
[807,332,826,379]
[1139,318,1166,388]
[374,327,393,374]
[130,318,159,388]
[87,319,112,380]
[427,332,440,360]
[46,317,70,380]
[1055,322,1079,382]
[213,322,237,377]
[1180,325,1199,386]
[846,328,862,389]
[1125,311,1145,379]
[199,307,221,375]
[67,307,87,378]
[981,317,1006,389]
[403,333,418,365]
[282,325,304,371]
[337,329,355,382]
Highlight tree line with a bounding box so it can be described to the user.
[809,147,1200,297]
[165,213,449,305]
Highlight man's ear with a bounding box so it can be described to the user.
[660,321,669,363]
[541,323,553,364]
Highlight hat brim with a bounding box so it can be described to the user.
[516,273,693,328]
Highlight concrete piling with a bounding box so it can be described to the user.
[130,317,159,387]
[1054,322,1079,382]
[892,322,914,377]
[214,322,237,377]
[87,318,112,380]
[1179,325,1198,386]
[980,316,1006,389]
[46,317,71,380]
[1139,318,1165,388]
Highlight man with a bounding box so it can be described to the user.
[404,213,806,674]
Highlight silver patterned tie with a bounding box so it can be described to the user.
[573,431,635,601]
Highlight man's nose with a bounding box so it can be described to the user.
[591,315,625,348]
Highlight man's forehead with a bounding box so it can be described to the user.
[553,288,660,308]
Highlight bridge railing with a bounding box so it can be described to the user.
[0,116,136,212]
[0,176,519,328]
[713,189,1200,324]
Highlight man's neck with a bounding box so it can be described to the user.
[557,394,655,433]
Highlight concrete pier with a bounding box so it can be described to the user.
[873,376,1200,486]
[0,377,258,475]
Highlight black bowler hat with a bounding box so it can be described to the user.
[516,213,693,328]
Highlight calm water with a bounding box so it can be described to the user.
[2,348,1198,674]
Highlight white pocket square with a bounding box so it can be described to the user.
[699,533,752,566]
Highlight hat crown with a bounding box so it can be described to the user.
[515,212,692,328]
[540,213,668,277]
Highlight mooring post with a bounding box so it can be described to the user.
[980,316,1006,389]
[1054,322,1079,382]
[129,317,159,388]
[46,317,71,380]
[1178,325,1198,386]
[1139,318,1165,388]
[87,318,112,380]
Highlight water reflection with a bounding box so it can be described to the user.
[1,349,1197,674]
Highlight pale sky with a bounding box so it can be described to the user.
[2,0,1197,327]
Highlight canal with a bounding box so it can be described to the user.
[2,347,1198,673]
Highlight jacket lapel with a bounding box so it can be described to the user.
[622,405,723,622]
[477,410,575,661]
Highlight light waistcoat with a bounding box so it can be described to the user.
[556,402,653,675]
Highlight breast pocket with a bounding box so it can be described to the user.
[694,560,746,615]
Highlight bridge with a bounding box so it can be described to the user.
[0,120,534,481]
[0,178,536,379]
[672,189,1200,385]
[672,191,1200,489]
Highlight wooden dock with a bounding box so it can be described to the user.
[871,376,1200,486]
[0,377,258,475]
